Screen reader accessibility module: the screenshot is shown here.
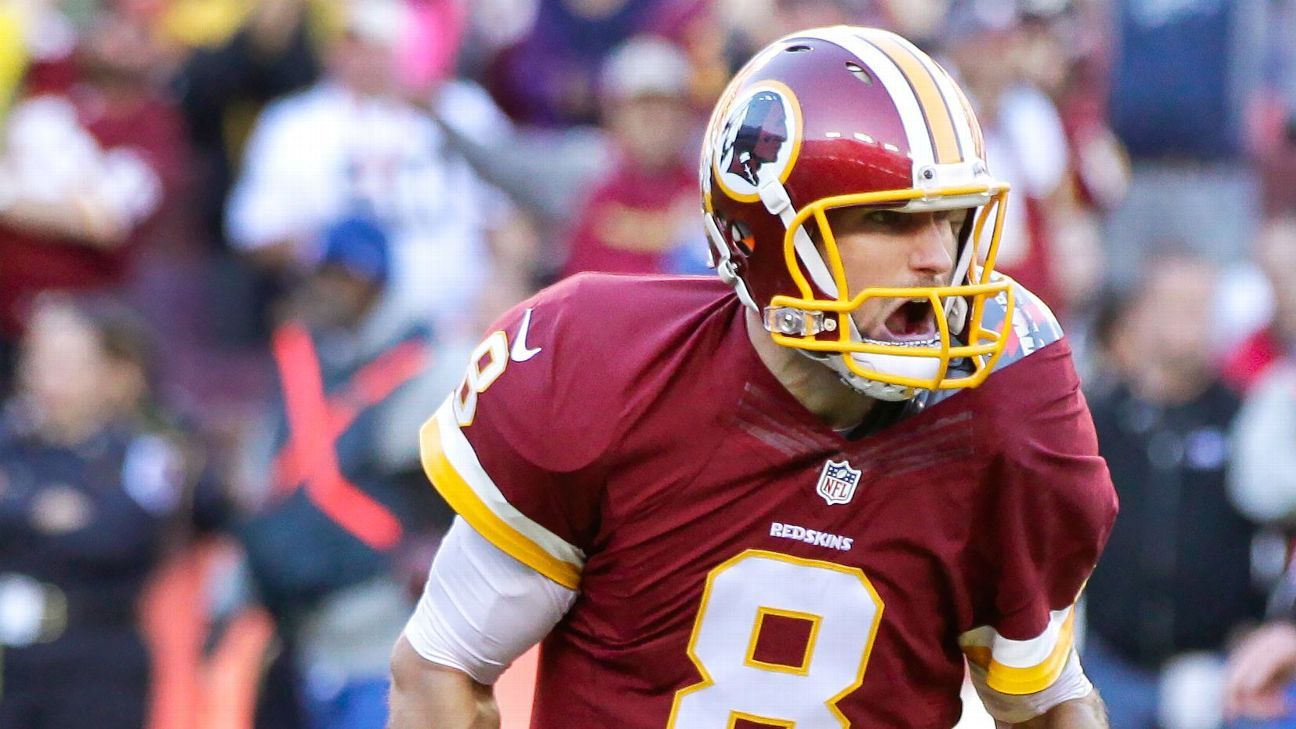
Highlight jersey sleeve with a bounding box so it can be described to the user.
[418,279,616,590]
[959,337,1118,697]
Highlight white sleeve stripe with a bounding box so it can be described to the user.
[959,605,1073,668]
[433,401,586,568]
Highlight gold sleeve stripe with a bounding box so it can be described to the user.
[419,405,583,590]
[960,606,1078,696]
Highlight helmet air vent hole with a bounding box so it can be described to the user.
[845,62,873,85]
[785,44,812,53]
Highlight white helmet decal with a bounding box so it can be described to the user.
[710,83,802,203]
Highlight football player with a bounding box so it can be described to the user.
[390,26,1117,729]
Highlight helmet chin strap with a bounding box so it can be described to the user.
[760,181,841,299]
[826,357,920,401]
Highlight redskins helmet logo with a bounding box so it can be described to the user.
[710,83,802,202]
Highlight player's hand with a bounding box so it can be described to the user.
[1224,621,1296,720]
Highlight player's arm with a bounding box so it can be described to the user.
[965,637,1108,728]
[962,605,1102,726]
[389,637,499,729]
[388,518,577,729]
[1005,690,1107,728]
[394,291,604,727]
[963,331,1118,728]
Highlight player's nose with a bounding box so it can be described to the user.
[906,215,955,279]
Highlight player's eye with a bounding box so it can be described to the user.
[862,210,904,227]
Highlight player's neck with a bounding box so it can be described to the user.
[744,308,876,430]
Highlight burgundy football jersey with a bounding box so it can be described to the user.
[419,274,1117,728]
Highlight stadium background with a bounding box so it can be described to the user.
[1,0,1295,727]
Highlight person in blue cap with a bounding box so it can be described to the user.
[290,216,393,335]
[231,215,449,729]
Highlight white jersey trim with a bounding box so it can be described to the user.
[420,400,585,589]
[959,604,1078,695]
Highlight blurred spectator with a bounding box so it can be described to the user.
[0,7,187,388]
[232,218,450,729]
[1083,255,1266,729]
[1019,2,1128,315]
[1223,215,1296,392]
[429,89,606,281]
[560,35,703,278]
[0,296,221,729]
[1224,620,1296,723]
[1236,0,1296,216]
[225,0,507,343]
[1103,0,1278,289]
[172,0,322,252]
[942,2,1091,320]
[164,0,325,348]
[0,4,27,112]
[1228,360,1296,567]
[720,0,872,61]
[484,0,702,126]
[1075,283,1136,387]
[1226,333,1296,642]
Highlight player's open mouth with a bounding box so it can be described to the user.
[870,299,939,343]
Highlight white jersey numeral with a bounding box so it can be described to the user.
[452,330,509,427]
[668,550,884,728]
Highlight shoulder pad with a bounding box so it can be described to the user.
[917,278,1064,409]
[983,278,1066,372]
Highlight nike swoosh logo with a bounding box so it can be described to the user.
[510,307,542,362]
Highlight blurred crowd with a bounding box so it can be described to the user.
[2,0,1296,728]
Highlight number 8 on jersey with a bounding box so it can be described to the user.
[669,550,885,728]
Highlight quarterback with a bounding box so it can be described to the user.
[390,26,1117,729]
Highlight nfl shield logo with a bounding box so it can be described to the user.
[816,460,861,506]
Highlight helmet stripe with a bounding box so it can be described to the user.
[809,26,936,169]
[886,32,980,163]
[948,77,987,161]
[858,30,962,165]
[934,65,981,161]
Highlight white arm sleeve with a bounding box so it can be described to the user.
[969,649,1093,724]
[402,517,577,685]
